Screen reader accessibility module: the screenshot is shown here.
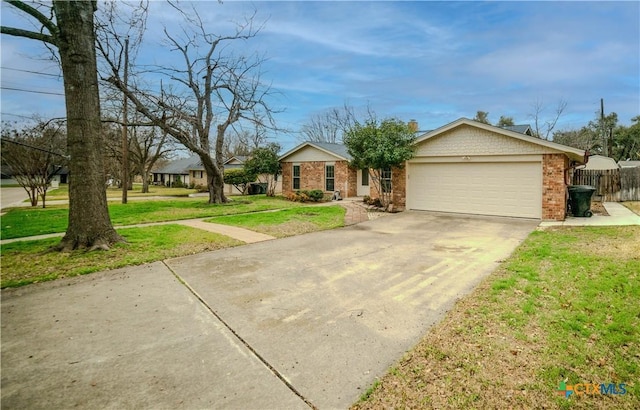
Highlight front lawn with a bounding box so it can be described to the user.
[1,200,344,288]
[1,195,303,239]
[354,226,639,410]
[45,184,198,200]
[1,225,242,288]
[205,205,346,237]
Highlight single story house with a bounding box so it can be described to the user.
[152,155,199,186]
[153,154,282,194]
[280,118,586,221]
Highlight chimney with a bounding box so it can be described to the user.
[408,119,418,133]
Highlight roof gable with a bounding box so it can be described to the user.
[415,118,585,163]
[280,142,351,162]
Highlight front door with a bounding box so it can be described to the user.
[357,168,370,197]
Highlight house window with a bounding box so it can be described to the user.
[293,164,300,190]
[325,165,335,192]
[381,168,392,193]
[199,171,204,179]
[361,168,369,186]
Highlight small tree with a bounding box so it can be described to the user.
[344,118,416,209]
[473,111,491,124]
[497,116,515,127]
[223,168,257,195]
[1,120,67,208]
[244,143,281,196]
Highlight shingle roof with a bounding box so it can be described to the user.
[501,124,533,135]
[154,155,200,174]
[309,142,352,160]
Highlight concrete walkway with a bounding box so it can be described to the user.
[539,202,640,227]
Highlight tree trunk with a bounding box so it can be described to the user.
[203,162,227,204]
[53,1,123,251]
[141,169,150,193]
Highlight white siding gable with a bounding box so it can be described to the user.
[283,145,344,162]
[416,124,562,157]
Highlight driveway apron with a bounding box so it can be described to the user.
[166,211,537,408]
[1,262,307,410]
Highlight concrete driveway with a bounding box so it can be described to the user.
[1,211,537,409]
[0,187,29,210]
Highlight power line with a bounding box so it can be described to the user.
[0,86,64,96]
[1,138,68,159]
[1,66,62,78]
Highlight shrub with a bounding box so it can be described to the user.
[285,190,326,203]
[306,189,324,202]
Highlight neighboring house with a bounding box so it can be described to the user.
[500,124,534,136]
[281,118,586,221]
[582,155,619,170]
[152,155,198,186]
[153,154,282,194]
[618,160,640,168]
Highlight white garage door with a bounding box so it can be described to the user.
[407,162,542,218]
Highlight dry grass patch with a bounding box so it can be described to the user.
[623,201,640,215]
[354,226,639,410]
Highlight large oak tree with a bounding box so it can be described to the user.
[1,0,123,250]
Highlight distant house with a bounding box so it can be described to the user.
[500,124,534,136]
[618,160,640,168]
[152,154,282,194]
[152,155,199,186]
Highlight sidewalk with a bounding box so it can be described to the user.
[539,202,640,227]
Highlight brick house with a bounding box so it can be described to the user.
[281,119,586,221]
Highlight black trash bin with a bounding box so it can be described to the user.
[248,182,267,195]
[568,185,596,217]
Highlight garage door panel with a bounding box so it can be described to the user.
[407,162,541,218]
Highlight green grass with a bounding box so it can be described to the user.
[45,184,199,200]
[205,205,346,237]
[353,226,640,410]
[1,195,303,239]
[0,225,242,288]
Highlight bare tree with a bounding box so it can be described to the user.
[1,1,123,250]
[129,125,172,193]
[102,4,277,204]
[299,105,357,143]
[530,98,567,140]
[1,120,67,208]
[224,127,267,158]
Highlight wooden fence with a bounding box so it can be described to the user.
[573,167,640,201]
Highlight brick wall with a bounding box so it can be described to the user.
[542,154,568,221]
[281,161,355,195]
[391,166,406,210]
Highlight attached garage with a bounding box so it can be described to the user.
[407,160,542,218]
[404,119,586,220]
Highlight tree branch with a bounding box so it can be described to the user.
[2,0,59,44]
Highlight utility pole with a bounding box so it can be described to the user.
[122,37,129,204]
[600,98,607,157]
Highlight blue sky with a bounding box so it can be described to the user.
[1,1,639,151]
